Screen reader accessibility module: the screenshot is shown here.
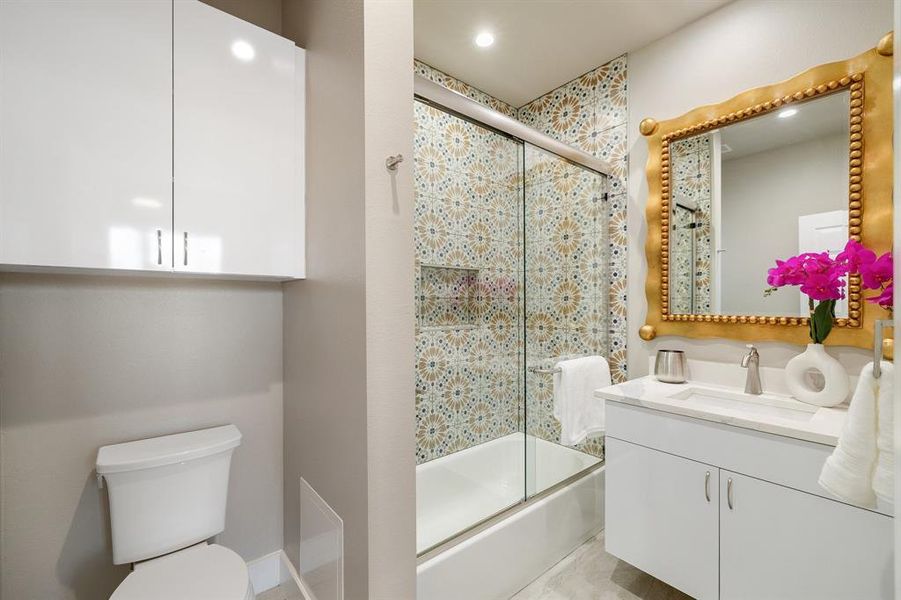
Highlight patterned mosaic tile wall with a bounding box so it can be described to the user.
[413,100,524,464]
[414,59,518,119]
[670,134,713,313]
[517,56,629,383]
[524,147,608,458]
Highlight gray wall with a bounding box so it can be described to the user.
[627,0,891,375]
[281,0,369,597]
[282,0,416,598]
[201,0,282,34]
[721,133,848,315]
[0,274,284,600]
[361,1,416,596]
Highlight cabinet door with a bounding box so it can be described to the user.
[0,1,172,271]
[606,438,719,600]
[174,0,299,278]
[720,470,893,600]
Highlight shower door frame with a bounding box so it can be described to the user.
[414,76,613,176]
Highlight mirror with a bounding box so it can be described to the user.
[639,36,893,348]
[669,91,850,318]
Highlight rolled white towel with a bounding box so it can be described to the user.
[818,363,878,507]
[872,362,894,506]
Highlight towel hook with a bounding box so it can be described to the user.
[385,154,404,171]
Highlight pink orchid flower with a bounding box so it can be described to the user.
[799,271,846,301]
[867,283,894,309]
[861,252,893,290]
[835,239,876,274]
[766,252,846,301]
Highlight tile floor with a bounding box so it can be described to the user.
[256,531,689,600]
[510,532,693,600]
[257,583,304,600]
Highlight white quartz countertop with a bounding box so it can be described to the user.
[596,376,848,446]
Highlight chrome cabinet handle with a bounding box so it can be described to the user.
[156,229,162,265]
[727,477,734,510]
[183,232,188,266]
[705,471,710,502]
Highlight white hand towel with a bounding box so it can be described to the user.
[873,362,894,506]
[818,362,889,507]
[553,356,612,447]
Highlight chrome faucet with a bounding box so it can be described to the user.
[741,344,762,395]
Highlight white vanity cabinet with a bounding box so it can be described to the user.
[605,399,893,600]
[0,0,173,272]
[174,0,302,278]
[606,438,719,600]
[0,0,305,279]
[720,470,893,600]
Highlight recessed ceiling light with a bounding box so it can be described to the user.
[474,31,495,48]
[777,108,798,119]
[231,40,255,62]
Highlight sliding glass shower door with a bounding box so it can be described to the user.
[414,99,525,553]
[413,100,608,554]
[523,144,607,499]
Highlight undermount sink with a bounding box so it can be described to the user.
[667,386,817,422]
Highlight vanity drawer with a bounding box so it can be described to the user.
[606,401,891,516]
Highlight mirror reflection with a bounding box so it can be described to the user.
[668,91,850,317]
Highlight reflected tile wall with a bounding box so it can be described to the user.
[670,135,713,313]
[671,204,695,314]
[414,100,523,464]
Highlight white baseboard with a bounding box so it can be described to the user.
[247,549,315,600]
[248,551,282,594]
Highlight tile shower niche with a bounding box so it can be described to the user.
[418,265,481,328]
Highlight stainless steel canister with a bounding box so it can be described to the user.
[654,349,687,383]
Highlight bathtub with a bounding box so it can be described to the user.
[417,433,605,600]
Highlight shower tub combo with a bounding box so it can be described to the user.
[412,74,613,598]
[417,434,604,599]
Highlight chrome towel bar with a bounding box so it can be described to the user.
[873,318,893,379]
[528,365,561,375]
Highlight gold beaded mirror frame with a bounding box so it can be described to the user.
[639,35,894,349]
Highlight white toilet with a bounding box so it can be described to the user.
[96,424,254,600]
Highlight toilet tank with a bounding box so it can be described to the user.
[96,425,242,565]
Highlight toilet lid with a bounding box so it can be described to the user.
[111,544,252,600]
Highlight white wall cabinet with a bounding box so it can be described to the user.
[606,438,719,600]
[0,0,305,279]
[174,1,302,278]
[0,0,173,272]
[606,402,893,600]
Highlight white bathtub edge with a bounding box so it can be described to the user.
[417,466,605,600]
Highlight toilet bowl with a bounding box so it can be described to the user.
[110,543,254,600]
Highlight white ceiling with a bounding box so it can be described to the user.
[414,0,733,107]
[721,91,850,161]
